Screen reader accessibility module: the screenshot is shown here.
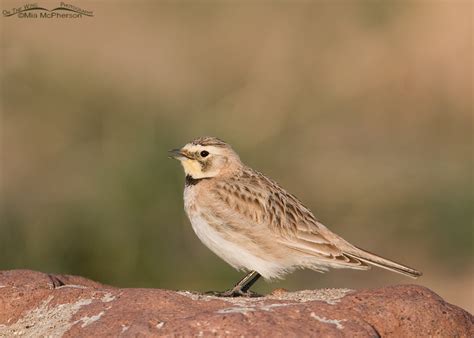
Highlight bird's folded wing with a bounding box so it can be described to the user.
[210,176,367,268]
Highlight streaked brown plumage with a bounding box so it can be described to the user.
[170,136,421,296]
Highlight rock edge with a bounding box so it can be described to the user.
[0,270,472,337]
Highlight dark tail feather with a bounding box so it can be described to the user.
[344,247,422,279]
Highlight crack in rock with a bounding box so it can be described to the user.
[101,292,116,303]
[310,312,346,330]
[56,285,88,290]
[218,302,301,314]
[77,311,105,328]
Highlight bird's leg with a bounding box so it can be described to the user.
[232,270,261,295]
[206,271,262,297]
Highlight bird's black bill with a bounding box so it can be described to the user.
[168,148,186,160]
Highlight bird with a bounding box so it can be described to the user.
[169,136,422,297]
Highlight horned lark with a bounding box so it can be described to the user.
[170,136,422,297]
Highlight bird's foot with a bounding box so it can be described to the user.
[205,289,262,298]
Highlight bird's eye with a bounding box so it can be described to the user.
[200,150,209,157]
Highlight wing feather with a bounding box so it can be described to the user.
[207,166,420,276]
[209,168,368,269]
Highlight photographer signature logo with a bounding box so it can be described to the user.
[3,2,93,18]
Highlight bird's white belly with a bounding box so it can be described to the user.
[184,187,286,279]
[187,212,251,270]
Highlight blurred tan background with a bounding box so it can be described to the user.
[1,1,472,312]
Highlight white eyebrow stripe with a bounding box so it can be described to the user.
[183,145,226,155]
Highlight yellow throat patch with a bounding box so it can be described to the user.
[180,159,203,178]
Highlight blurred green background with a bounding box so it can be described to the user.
[1,1,472,311]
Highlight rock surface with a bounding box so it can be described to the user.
[0,270,472,337]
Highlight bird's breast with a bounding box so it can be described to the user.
[182,184,296,279]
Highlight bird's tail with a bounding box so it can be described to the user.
[344,246,422,279]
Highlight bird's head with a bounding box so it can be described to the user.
[169,136,242,179]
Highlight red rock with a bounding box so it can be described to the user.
[0,270,472,337]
